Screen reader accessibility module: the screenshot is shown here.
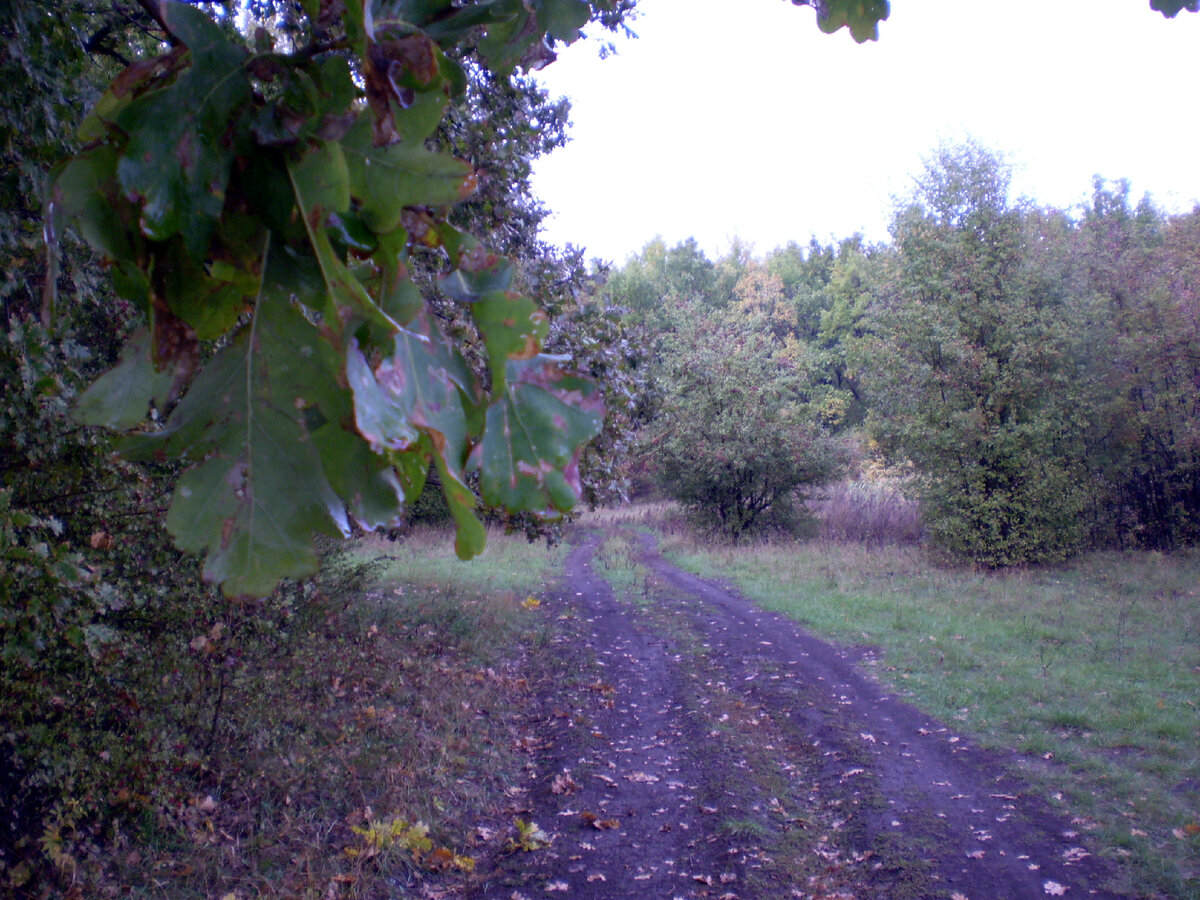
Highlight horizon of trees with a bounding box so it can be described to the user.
[611,143,1200,563]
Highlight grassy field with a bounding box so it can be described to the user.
[650,524,1200,899]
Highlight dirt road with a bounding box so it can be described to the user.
[470,530,1126,899]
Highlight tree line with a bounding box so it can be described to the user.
[613,143,1200,565]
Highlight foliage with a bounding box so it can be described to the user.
[649,301,845,539]
[509,817,552,852]
[49,1,624,597]
[1074,181,1200,550]
[603,236,720,330]
[788,0,891,42]
[859,143,1093,566]
[1,0,628,891]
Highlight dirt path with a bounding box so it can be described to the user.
[469,530,1127,899]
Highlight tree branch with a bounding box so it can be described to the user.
[133,0,178,45]
[84,23,132,66]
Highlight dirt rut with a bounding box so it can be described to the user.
[469,530,1126,900]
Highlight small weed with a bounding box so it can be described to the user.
[507,818,551,852]
[718,818,769,839]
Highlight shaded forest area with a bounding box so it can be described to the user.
[615,144,1200,566]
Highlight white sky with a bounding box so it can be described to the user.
[529,0,1200,264]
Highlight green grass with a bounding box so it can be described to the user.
[659,533,1200,899]
[347,524,567,595]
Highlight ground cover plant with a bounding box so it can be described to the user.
[3,526,559,898]
[657,522,1200,898]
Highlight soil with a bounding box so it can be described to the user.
[467,529,1129,900]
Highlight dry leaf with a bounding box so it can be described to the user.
[550,773,578,795]
[624,771,660,783]
[1062,847,1089,864]
[579,811,618,830]
[1043,881,1068,896]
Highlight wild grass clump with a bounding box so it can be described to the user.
[809,479,924,545]
[576,501,681,530]
[663,536,1200,900]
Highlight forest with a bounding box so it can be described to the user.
[613,150,1200,566]
[1,0,1198,897]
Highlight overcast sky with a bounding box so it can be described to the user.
[528,0,1200,264]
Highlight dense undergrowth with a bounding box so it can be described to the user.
[1,528,561,898]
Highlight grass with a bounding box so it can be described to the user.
[97,526,563,899]
[657,529,1200,899]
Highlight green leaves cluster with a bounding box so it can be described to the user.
[803,0,890,43]
[52,1,611,595]
[860,144,1093,566]
[609,244,849,539]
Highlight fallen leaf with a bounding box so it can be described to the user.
[1043,881,1068,896]
[544,881,569,892]
[951,893,970,900]
[1062,847,1090,864]
[579,811,619,830]
[550,773,578,795]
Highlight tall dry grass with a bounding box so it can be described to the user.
[808,479,924,545]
